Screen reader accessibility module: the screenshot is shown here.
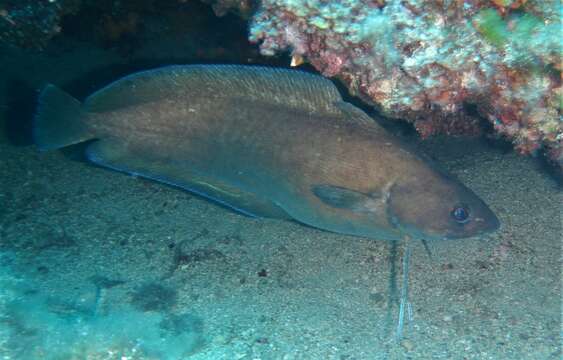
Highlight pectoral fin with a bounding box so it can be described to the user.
[311,184,388,214]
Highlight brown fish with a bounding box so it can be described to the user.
[34,65,499,241]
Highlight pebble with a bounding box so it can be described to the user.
[401,339,414,351]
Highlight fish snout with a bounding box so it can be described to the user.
[444,202,500,240]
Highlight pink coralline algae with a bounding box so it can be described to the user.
[249,0,562,168]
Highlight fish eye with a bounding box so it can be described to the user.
[451,205,470,224]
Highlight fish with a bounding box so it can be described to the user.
[34,64,499,241]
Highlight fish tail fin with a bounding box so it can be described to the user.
[34,84,93,151]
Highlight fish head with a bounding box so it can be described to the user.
[387,170,499,240]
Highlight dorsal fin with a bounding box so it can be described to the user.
[334,101,384,130]
[84,65,343,114]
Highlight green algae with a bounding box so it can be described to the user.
[473,8,509,47]
[473,8,542,48]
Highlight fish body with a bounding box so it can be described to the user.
[34,65,499,241]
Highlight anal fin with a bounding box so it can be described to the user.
[86,140,290,219]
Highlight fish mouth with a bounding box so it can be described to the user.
[481,212,500,233]
[444,213,500,240]
[398,218,501,241]
[390,220,500,241]
[471,206,501,235]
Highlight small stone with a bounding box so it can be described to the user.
[401,339,414,351]
[213,335,227,344]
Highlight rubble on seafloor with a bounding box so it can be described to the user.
[0,0,561,169]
